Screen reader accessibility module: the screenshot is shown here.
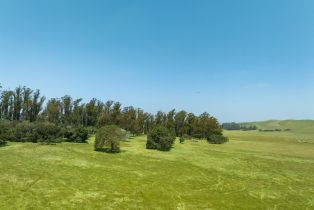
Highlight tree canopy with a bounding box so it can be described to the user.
[0,84,226,147]
[146,125,176,151]
[94,125,126,153]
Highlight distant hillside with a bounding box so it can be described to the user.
[241,120,314,133]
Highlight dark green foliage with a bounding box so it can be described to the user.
[63,126,89,143]
[179,134,191,143]
[146,126,176,151]
[10,121,87,144]
[192,113,222,139]
[222,122,241,130]
[1,84,224,147]
[10,121,62,144]
[207,134,229,144]
[175,110,187,137]
[0,120,12,145]
[223,122,257,131]
[94,125,126,153]
[12,121,39,142]
[240,125,257,131]
[179,136,185,144]
[36,122,62,144]
[0,122,8,145]
[0,139,5,146]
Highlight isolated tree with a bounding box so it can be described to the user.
[94,125,125,153]
[146,125,176,151]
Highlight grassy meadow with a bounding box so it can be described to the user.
[1,121,314,209]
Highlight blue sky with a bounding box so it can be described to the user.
[0,0,314,122]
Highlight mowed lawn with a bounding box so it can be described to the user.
[1,131,314,210]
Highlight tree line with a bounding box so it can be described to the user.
[222,122,257,131]
[0,84,226,148]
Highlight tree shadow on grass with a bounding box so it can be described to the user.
[94,148,127,154]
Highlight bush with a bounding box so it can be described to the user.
[10,122,62,144]
[207,134,229,144]
[63,126,89,143]
[0,139,5,146]
[94,125,125,153]
[146,126,176,151]
[12,121,39,142]
[35,122,62,144]
[0,120,12,146]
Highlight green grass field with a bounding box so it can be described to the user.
[1,121,314,209]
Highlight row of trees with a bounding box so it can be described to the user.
[0,84,224,147]
[44,98,222,139]
[0,120,89,145]
[94,124,228,153]
[0,85,45,122]
[1,85,222,135]
[222,122,257,131]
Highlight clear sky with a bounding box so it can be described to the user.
[0,0,313,122]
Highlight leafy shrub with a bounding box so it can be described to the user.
[63,126,89,143]
[35,122,62,144]
[146,126,176,151]
[10,121,62,144]
[12,121,39,142]
[0,139,5,146]
[0,120,12,146]
[207,134,229,144]
[94,125,126,153]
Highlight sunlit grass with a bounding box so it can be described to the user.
[0,130,313,209]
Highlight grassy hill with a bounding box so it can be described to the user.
[1,132,314,209]
[239,120,314,143]
[241,120,314,132]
